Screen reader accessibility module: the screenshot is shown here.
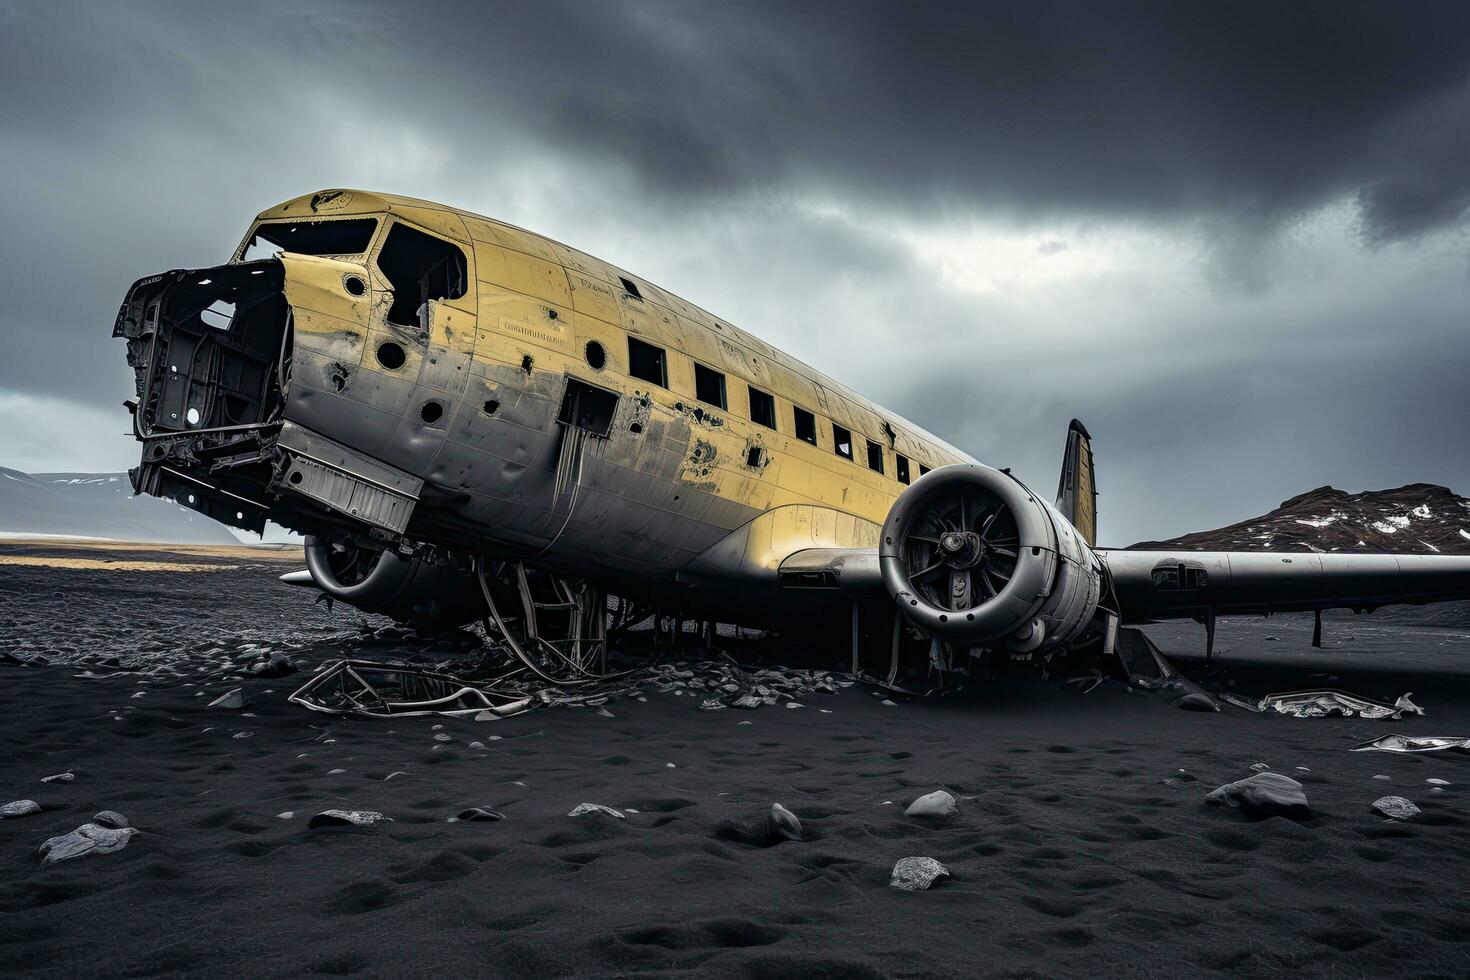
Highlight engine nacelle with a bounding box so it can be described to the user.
[303,536,483,627]
[879,464,1102,651]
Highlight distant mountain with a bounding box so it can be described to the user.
[0,467,240,545]
[1130,483,1470,555]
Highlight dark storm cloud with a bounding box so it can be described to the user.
[408,0,1470,239]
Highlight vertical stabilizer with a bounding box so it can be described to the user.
[1055,419,1098,546]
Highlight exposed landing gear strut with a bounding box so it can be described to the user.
[475,559,610,685]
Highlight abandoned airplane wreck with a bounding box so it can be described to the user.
[113,189,1470,688]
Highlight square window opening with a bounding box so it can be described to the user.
[558,378,619,438]
[694,363,727,409]
[896,454,911,484]
[619,276,643,301]
[628,337,668,387]
[794,407,817,445]
[749,386,776,429]
[919,464,932,476]
[833,424,853,460]
[866,440,884,474]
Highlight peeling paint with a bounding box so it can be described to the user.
[673,401,725,428]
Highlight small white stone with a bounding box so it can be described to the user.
[567,803,624,819]
[890,856,950,891]
[326,768,347,775]
[905,790,958,818]
[40,772,74,784]
[1,800,42,819]
[1372,796,1421,821]
[309,809,391,828]
[39,823,138,864]
[208,688,247,710]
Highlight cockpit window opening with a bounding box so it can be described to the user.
[866,439,884,475]
[793,406,817,445]
[833,424,853,461]
[376,221,468,328]
[694,363,727,409]
[240,218,378,263]
[896,453,911,484]
[628,337,668,387]
[619,276,643,301]
[748,386,776,429]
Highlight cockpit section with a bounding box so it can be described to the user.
[115,194,481,545]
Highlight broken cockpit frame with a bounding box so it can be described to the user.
[114,252,425,543]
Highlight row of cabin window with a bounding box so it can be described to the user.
[627,337,931,485]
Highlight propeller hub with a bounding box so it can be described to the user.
[939,530,984,568]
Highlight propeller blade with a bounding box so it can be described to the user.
[949,569,972,610]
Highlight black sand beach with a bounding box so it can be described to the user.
[4,544,1470,978]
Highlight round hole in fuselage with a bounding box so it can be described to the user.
[289,470,304,485]
[421,401,444,424]
[376,342,406,370]
[585,340,606,370]
[344,275,366,296]
[483,399,499,416]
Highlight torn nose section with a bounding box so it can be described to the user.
[114,260,293,534]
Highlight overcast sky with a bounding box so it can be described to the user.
[1,0,1466,545]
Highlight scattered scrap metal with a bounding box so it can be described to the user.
[287,652,850,720]
[288,660,537,719]
[1352,734,1470,753]
[1219,690,1423,720]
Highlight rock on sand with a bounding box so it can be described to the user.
[768,802,803,842]
[1206,772,1310,820]
[891,856,950,891]
[905,790,957,818]
[2,800,42,819]
[567,803,624,819]
[308,809,392,828]
[209,689,247,710]
[1371,796,1421,821]
[38,822,139,864]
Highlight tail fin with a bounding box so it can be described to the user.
[1055,419,1098,547]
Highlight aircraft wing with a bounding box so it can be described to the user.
[1099,549,1470,623]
